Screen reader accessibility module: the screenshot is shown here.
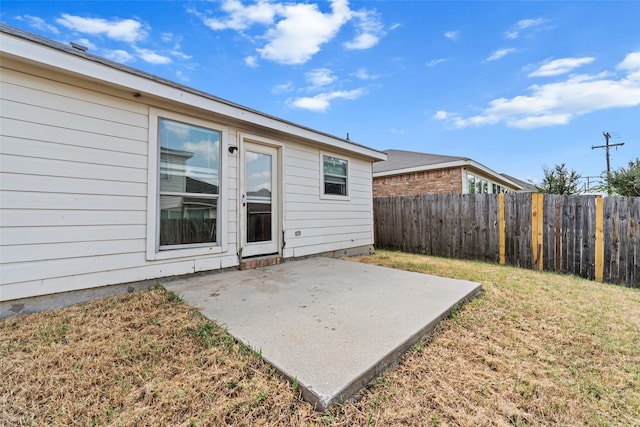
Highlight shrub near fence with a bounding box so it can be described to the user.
[373,193,640,288]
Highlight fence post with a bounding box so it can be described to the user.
[595,195,604,282]
[532,193,544,270]
[499,193,505,265]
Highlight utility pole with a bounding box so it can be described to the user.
[592,131,624,195]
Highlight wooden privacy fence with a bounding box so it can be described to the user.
[373,193,640,288]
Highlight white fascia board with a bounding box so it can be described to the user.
[464,161,522,190]
[374,159,523,190]
[0,31,386,162]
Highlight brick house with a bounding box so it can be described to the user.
[373,149,525,197]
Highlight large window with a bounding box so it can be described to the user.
[323,155,348,197]
[468,173,509,194]
[158,118,221,248]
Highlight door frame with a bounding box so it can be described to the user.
[238,133,283,258]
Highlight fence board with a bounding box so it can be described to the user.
[373,193,638,288]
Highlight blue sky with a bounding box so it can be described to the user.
[2,1,639,187]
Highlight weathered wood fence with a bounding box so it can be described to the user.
[373,193,640,288]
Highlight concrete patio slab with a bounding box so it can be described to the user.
[161,257,481,411]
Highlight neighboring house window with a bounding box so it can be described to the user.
[468,174,476,194]
[468,173,488,194]
[158,118,221,248]
[493,183,508,194]
[323,155,348,197]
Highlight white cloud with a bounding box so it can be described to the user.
[344,33,379,50]
[444,30,459,41]
[617,52,640,71]
[505,31,519,40]
[288,88,365,112]
[505,17,547,39]
[104,49,134,63]
[194,0,384,65]
[426,58,449,67]
[44,14,188,68]
[389,23,401,31]
[56,14,147,43]
[175,70,189,83]
[486,48,516,61]
[433,111,449,120]
[618,51,640,81]
[352,68,380,80]
[305,68,337,88]
[272,81,294,94]
[344,9,384,50]
[517,18,547,29]
[244,56,259,67]
[135,48,172,64]
[434,53,640,129]
[528,57,595,77]
[198,0,278,30]
[160,32,191,60]
[16,15,59,34]
[257,0,351,65]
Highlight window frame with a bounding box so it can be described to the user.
[146,108,228,260]
[320,152,350,200]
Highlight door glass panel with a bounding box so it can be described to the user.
[246,151,272,243]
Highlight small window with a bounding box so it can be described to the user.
[158,118,221,248]
[468,174,476,193]
[323,155,348,197]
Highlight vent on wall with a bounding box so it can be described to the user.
[70,42,88,52]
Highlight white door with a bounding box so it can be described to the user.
[241,142,279,257]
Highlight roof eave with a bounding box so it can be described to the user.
[374,159,523,190]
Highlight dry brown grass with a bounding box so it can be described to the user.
[2,250,639,426]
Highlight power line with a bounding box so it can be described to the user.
[591,131,625,195]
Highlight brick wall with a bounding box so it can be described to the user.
[373,167,463,197]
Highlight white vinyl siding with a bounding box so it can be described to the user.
[0,65,149,300]
[0,37,377,302]
[283,145,374,258]
[0,63,240,301]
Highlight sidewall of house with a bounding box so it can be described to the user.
[0,58,374,301]
[373,167,463,196]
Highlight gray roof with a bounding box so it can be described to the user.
[500,173,537,192]
[373,149,524,190]
[373,149,471,173]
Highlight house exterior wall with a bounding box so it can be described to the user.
[0,55,375,301]
[373,167,463,196]
[283,145,374,258]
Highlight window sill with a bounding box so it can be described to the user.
[146,244,226,261]
[320,194,351,201]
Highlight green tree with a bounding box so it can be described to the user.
[608,158,640,196]
[536,163,582,194]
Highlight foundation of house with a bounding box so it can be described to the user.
[240,255,284,270]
